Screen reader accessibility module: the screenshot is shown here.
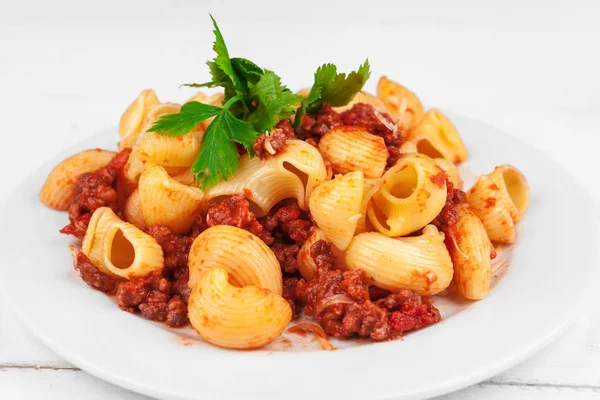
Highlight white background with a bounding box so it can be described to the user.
[1,0,599,399]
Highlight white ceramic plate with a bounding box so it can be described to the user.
[1,112,598,400]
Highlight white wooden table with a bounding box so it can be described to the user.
[1,1,599,398]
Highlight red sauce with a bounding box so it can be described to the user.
[60,149,131,239]
[252,119,295,158]
[116,272,188,327]
[206,194,274,245]
[295,240,440,341]
[432,177,468,233]
[74,251,116,293]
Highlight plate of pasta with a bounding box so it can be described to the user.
[1,16,598,400]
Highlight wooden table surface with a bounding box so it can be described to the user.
[1,1,599,398]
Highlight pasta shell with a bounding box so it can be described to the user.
[368,153,447,237]
[467,165,529,243]
[309,171,364,250]
[433,158,463,190]
[408,109,469,163]
[206,140,327,216]
[188,267,292,349]
[377,76,424,132]
[188,225,282,295]
[123,189,147,230]
[81,207,163,279]
[345,225,453,295]
[138,164,204,234]
[40,149,116,210]
[448,209,493,300]
[119,89,159,140]
[137,130,200,167]
[318,126,388,179]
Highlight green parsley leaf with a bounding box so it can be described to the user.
[147,101,221,136]
[231,58,264,87]
[221,109,261,152]
[248,70,303,132]
[294,59,371,126]
[191,112,240,190]
[207,15,246,97]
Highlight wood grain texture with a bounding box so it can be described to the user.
[1,0,599,399]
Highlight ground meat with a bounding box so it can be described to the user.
[74,251,116,293]
[147,225,195,278]
[253,119,295,158]
[116,272,188,327]
[272,242,300,274]
[206,194,274,245]
[60,149,131,238]
[432,177,468,233]
[310,240,336,270]
[261,200,314,245]
[295,242,441,341]
[282,276,301,318]
[295,104,343,138]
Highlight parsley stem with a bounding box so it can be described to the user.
[222,94,245,111]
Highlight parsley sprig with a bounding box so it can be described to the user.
[149,15,370,189]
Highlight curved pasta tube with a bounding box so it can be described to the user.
[188,267,292,349]
[345,225,453,295]
[448,209,493,300]
[434,158,463,190]
[407,109,469,163]
[206,140,327,216]
[123,189,147,230]
[188,225,282,294]
[318,126,388,178]
[333,91,389,113]
[367,153,447,237]
[81,207,163,279]
[120,149,145,196]
[136,129,200,167]
[309,171,364,250]
[186,91,207,103]
[40,149,116,210]
[138,164,204,234]
[171,168,196,186]
[467,165,529,243]
[119,89,160,143]
[377,76,424,131]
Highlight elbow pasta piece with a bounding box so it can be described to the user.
[81,207,163,279]
[119,89,160,143]
[367,153,447,237]
[120,149,145,196]
[309,171,364,250]
[138,164,205,234]
[170,168,196,186]
[407,109,469,163]
[186,91,207,103]
[467,165,530,243]
[40,149,116,210]
[297,228,329,280]
[206,140,327,216]
[433,158,463,190]
[188,267,292,349]
[318,126,388,179]
[355,177,383,234]
[376,76,424,132]
[188,225,282,294]
[345,225,453,295]
[136,129,200,167]
[333,91,389,113]
[123,189,147,230]
[448,209,493,300]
